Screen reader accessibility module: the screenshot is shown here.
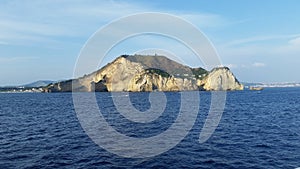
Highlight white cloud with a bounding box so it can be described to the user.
[64,1,145,19]
[0,20,76,37]
[0,0,148,45]
[223,64,238,69]
[216,34,300,66]
[0,0,229,47]
[0,41,8,45]
[0,56,38,63]
[252,62,265,67]
[221,63,265,69]
[224,34,300,47]
[288,37,300,46]
[270,36,300,55]
[179,13,227,28]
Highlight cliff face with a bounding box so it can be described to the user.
[198,67,244,91]
[93,56,144,92]
[127,71,198,92]
[45,55,243,92]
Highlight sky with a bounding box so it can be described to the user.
[1,0,300,86]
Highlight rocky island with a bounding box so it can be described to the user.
[44,55,244,92]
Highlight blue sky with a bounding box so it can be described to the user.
[1,0,300,86]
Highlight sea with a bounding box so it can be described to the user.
[1,88,300,169]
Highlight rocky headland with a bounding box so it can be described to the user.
[44,55,244,92]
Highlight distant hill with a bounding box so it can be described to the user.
[0,80,55,93]
[0,80,55,88]
[22,80,55,87]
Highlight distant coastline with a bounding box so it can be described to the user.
[0,87,43,93]
[243,82,300,88]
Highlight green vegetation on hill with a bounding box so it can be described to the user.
[191,67,208,80]
[145,68,171,78]
[125,54,208,79]
[125,54,192,75]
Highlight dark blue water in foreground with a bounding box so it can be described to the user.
[1,88,300,168]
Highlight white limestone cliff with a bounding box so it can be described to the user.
[198,67,244,91]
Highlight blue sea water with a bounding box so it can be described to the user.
[1,88,300,168]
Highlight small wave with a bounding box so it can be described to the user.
[108,94,129,98]
[254,144,271,148]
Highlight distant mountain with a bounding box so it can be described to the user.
[0,80,55,93]
[22,80,55,87]
[44,54,244,92]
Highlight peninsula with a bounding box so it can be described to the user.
[44,54,244,92]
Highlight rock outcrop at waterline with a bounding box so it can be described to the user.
[44,55,243,92]
[197,67,244,91]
